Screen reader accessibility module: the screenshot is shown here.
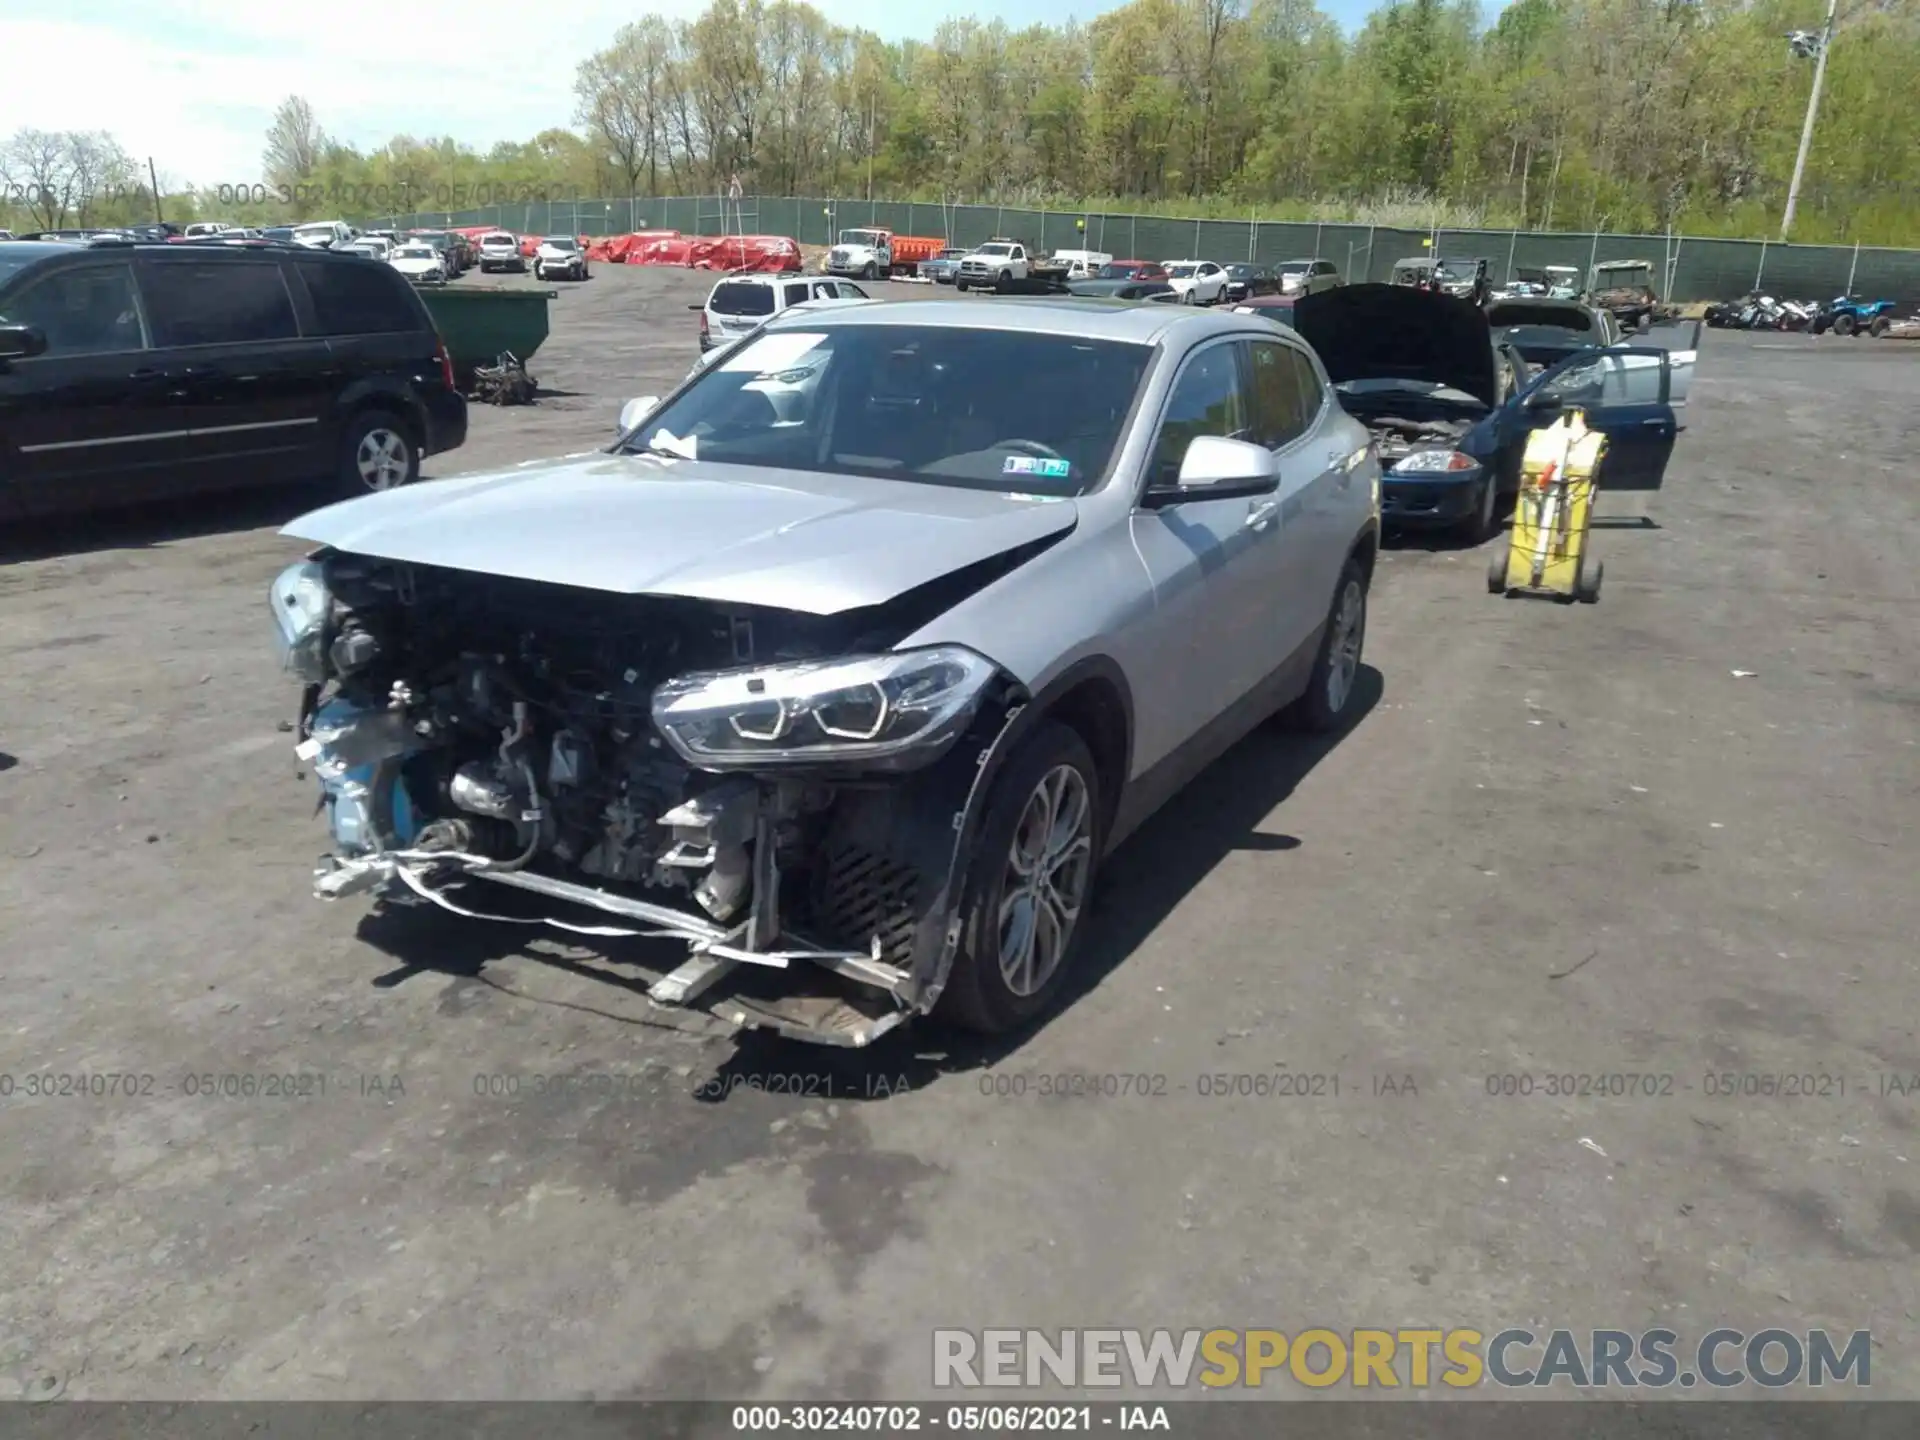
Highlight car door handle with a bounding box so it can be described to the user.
[1245,500,1279,530]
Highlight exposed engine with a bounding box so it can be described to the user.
[293,556,917,928]
[1360,414,1474,469]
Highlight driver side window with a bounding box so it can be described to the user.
[1148,344,1248,489]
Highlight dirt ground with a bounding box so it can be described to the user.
[1,265,1917,1402]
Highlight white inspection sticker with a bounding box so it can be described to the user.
[719,332,828,373]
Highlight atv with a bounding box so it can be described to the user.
[1811,295,1898,338]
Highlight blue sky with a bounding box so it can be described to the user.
[0,0,1386,191]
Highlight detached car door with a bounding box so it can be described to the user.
[1512,346,1680,492]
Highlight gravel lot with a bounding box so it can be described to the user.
[1,264,1916,1402]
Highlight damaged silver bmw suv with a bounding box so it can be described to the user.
[271,300,1381,1045]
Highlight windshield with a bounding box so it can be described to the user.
[621,323,1150,495]
[544,238,578,251]
[708,281,776,317]
[295,224,336,236]
[396,246,436,259]
[1278,261,1311,275]
[483,234,515,245]
[1097,264,1142,279]
[839,231,882,246]
[939,249,965,259]
[976,244,1013,257]
[1597,266,1653,288]
[1167,264,1197,279]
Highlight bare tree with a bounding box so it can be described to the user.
[0,129,79,229]
[262,96,326,188]
[576,19,679,198]
[67,131,137,225]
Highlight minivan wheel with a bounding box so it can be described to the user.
[342,412,418,493]
[938,721,1102,1036]
[1279,558,1368,733]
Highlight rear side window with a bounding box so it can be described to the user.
[140,262,297,347]
[783,282,810,305]
[0,262,145,355]
[299,261,416,335]
[1246,340,1316,448]
[711,282,775,316]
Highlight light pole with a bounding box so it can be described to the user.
[1779,0,1838,241]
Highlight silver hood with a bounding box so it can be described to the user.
[282,453,1079,615]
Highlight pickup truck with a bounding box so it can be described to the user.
[953,238,1071,294]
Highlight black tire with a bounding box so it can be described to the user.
[1457,473,1501,545]
[955,278,969,293]
[996,270,1012,294]
[339,410,419,495]
[1869,314,1890,338]
[1486,539,1513,593]
[1833,312,1857,336]
[865,262,878,281]
[1575,557,1603,604]
[1279,557,1369,733]
[938,720,1103,1035]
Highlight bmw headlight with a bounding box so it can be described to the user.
[651,646,998,772]
[269,560,331,682]
[1391,448,1480,475]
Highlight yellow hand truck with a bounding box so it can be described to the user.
[1486,409,1607,603]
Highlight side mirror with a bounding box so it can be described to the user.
[1177,435,1278,489]
[0,323,48,360]
[618,395,661,433]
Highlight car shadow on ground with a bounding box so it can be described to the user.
[350,666,1384,1099]
[0,484,337,564]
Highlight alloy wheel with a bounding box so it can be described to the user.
[997,764,1094,998]
[355,428,410,491]
[1325,579,1365,714]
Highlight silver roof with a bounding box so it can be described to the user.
[760,296,1263,346]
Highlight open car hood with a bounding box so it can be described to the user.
[282,453,1079,617]
[1292,283,1499,409]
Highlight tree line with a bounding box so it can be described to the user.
[4,0,1917,245]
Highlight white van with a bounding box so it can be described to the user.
[1049,249,1114,280]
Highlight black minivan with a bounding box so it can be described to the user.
[0,239,466,519]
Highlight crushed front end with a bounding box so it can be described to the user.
[270,553,1019,1046]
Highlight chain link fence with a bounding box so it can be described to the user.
[374,194,1920,304]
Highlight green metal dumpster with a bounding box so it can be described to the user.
[413,284,556,382]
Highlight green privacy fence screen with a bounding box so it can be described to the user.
[374,194,1920,303]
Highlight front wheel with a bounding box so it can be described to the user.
[955,278,969,292]
[340,411,418,495]
[1279,558,1368,733]
[938,721,1103,1035]
[995,270,1012,294]
[1457,473,1501,544]
[1833,312,1857,336]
